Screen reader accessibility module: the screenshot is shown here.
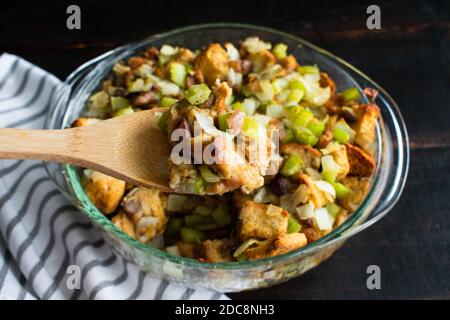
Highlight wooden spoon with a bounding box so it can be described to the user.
[0,108,173,192]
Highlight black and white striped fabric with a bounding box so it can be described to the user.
[0,53,228,300]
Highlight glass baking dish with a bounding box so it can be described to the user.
[45,23,409,292]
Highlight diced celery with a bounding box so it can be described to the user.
[292,109,314,127]
[273,43,288,60]
[307,118,325,137]
[333,182,350,199]
[321,155,340,182]
[297,65,319,75]
[196,223,221,231]
[165,217,183,238]
[127,78,145,93]
[110,96,129,111]
[113,107,135,117]
[170,62,187,87]
[286,89,304,105]
[180,227,204,243]
[212,204,232,226]
[241,85,252,97]
[232,102,245,112]
[185,215,213,227]
[167,194,188,211]
[341,87,361,102]
[326,203,341,218]
[193,205,214,216]
[194,177,205,194]
[217,113,229,132]
[185,84,211,105]
[199,165,221,183]
[266,104,283,118]
[321,170,336,183]
[333,127,350,144]
[236,253,248,262]
[293,126,319,146]
[287,215,302,233]
[281,155,303,176]
[158,111,170,133]
[288,80,306,91]
[242,117,260,138]
[282,128,295,143]
[160,96,178,108]
[184,215,202,227]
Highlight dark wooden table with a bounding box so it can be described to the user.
[1,0,449,299]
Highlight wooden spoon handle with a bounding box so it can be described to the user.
[0,128,75,162]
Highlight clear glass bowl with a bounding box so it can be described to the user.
[45,23,409,292]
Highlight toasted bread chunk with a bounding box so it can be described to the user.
[176,241,200,259]
[194,43,229,85]
[353,104,380,150]
[245,233,307,260]
[85,171,126,214]
[322,142,350,180]
[239,201,289,241]
[200,239,235,262]
[345,143,376,177]
[338,177,370,211]
[120,188,168,243]
[247,49,276,73]
[281,143,321,170]
[112,211,136,238]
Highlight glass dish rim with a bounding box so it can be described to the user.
[50,22,409,270]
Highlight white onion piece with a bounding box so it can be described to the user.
[314,207,334,231]
[297,202,315,220]
[166,245,181,256]
[315,180,336,198]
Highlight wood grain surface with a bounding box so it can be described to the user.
[1,0,449,299]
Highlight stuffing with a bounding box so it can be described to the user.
[280,55,299,73]
[200,239,235,262]
[120,188,168,243]
[85,171,126,214]
[281,143,321,170]
[194,43,229,85]
[176,241,200,259]
[353,104,380,151]
[297,174,334,208]
[239,201,289,240]
[345,143,376,177]
[246,49,276,73]
[338,177,370,211]
[112,211,136,238]
[245,233,307,260]
[322,142,350,180]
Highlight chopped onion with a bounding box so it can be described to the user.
[266,103,283,118]
[314,207,334,231]
[233,239,260,257]
[160,45,177,56]
[297,202,315,220]
[315,180,336,198]
[225,43,240,61]
[242,98,258,115]
[195,111,231,138]
[166,245,181,256]
[242,37,271,54]
[253,114,271,126]
[157,80,180,96]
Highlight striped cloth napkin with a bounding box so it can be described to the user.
[0,53,227,300]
